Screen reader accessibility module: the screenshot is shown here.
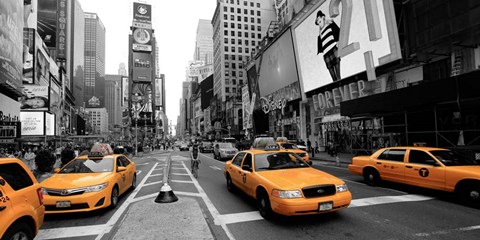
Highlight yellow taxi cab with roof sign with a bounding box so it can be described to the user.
[40,143,136,214]
[349,146,480,206]
[276,137,310,163]
[0,158,45,240]
[224,146,351,219]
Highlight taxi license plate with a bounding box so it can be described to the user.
[318,201,333,211]
[56,201,71,208]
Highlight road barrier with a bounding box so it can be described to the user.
[155,154,178,203]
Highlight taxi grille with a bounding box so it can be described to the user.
[45,203,90,211]
[45,188,85,196]
[302,184,336,198]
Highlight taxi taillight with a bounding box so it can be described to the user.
[37,188,44,205]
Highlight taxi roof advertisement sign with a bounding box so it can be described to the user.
[133,2,151,24]
[294,0,401,93]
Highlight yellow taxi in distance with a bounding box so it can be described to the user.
[40,144,136,214]
[276,141,310,163]
[348,147,480,205]
[224,146,351,219]
[1,158,45,240]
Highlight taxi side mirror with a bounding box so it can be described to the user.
[242,165,252,172]
[54,168,60,173]
[117,166,127,172]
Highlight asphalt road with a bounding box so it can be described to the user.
[37,149,480,240]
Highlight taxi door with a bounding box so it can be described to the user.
[0,182,14,234]
[119,156,134,191]
[115,157,128,193]
[375,149,406,183]
[238,153,256,197]
[404,149,446,191]
[228,152,246,190]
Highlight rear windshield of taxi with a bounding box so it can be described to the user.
[280,143,298,150]
[60,157,114,173]
[254,152,308,171]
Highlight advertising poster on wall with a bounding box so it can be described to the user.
[45,112,55,136]
[23,28,35,84]
[24,0,38,29]
[0,0,23,92]
[20,111,44,136]
[294,0,401,93]
[122,76,129,107]
[258,29,300,98]
[132,52,152,82]
[37,0,57,48]
[20,85,50,111]
[35,32,50,86]
[131,83,153,116]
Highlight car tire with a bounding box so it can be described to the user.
[257,189,274,220]
[226,174,234,192]
[457,182,480,207]
[363,169,381,186]
[2,222,33,240]
[131,174,137,190]
[110,186,119,209]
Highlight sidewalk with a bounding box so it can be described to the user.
[112,196,213,240]
[309,151,355,167]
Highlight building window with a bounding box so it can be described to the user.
[232,79,237,85]
[224,22,228,28]
[225,54,229,60]
[233,88,237,93]
[239,71,244,78]
[238,23,241,28]
[245,32,249,38]
[224,46,228,51]
[225,79,230,85]
[252,48,256,54]
[230,15,234,20]
[231,46,235,52]
[232,71,236,77]
[244,16,248,22]
[238,31,242,37]
[245,40,249,46]
[224,38,228,43]
[231,31,235,36]
[230,7,234,12]
[244,24,248,30]
[231,23,235,28]
[250,10,254,15]
[232,63,237,69]
[239,55,242,61]
[226,87,230,93]
[238,39,242,45]
[224,14,227,20]
[237,8,241,13]
[238,47,242,53]
[232,55,236,60]
[257,26,261,31]
[257,33,261,38]
[257,18,261,24]
[231,38,235,44]
[244,1,247,6]
[225,62,229,68]
[251,33,254,38]
[257,3,260,7]
[257,11,261,16]
[224,6,227,11]
[250,2,253,7]
[251,41,255,46]
[237,16,241,21]
[251,17,254,23]
[245,48,249,53]
[225,70,230,76]
[244,9,247,14]
[251,25,255,30]
[224,30,228,35]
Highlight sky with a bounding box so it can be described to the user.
[78,0,217,127]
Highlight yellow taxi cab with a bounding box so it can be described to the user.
[40,143,136,214]
[224,145,351,219]
[0,158,45,240]
[276,137,310,163]
[348,146,480,205]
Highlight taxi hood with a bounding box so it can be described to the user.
[256,167,345,189]
[41,172,113,189]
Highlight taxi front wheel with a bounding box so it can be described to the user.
[457,182,480,207]
[3,222,33,240]
[257,190,273,220]
[110,186,119,209]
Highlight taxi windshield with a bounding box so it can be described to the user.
[430,150,478,166]
[60,157,114,173]
[280,143,298,150]
[255,152,308,171]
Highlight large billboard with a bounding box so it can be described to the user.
[122,76,129,107]
[132,27,152,52]
[37,0,57,48]
[258,29,300,98]
[132,52,152,82]
[45,112,55,136]
[133,2,151,24]
[0,0,23,92]
[20,85,49,111]
[294,0,401,93]
[24,0,38,29]
[20,111,44,136]
[35,32,50,86]
[57,0,68,59]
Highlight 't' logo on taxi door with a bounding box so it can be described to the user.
[419,168,429,177]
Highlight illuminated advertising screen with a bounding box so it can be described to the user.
[294,0,401,93]
[258,29,299,98]
[133,2,151,24]
[0,0,23,92]
[20,85,50,111]
[132,52,152,82]
[131,83,153,115]
[45,112,55,136]
[37,0,57,48]
[132,27,152,52]
[20,111,44,136]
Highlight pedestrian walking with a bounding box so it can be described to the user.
[23,148,36,170]
[60,146,76,168]
[33,149,55,183]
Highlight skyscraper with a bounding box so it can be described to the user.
[84,12,106,108]
[194,19,214,65]
[105,75,122,130]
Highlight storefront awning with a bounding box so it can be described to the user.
[341,70,480,117]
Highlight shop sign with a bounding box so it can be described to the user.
[312,80,367,111]
[0,139,14,143]
[277,116,301,127]
[0,126,17,138]
[261,97,286,115]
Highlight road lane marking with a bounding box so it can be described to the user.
[349,194,433,208]
[414,225,480,237]
[136,163,150,166]
[36,224,107,239]
[143,180,162,187]
[172,173,189,176]
[135,170,142,175]
[181,161,236,240]
[209,166,222,171]
[171,180,193,183]
[172,167,184,169]
[150,173,163,177]
[220,211,263,225]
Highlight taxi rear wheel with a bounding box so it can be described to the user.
[363,168,381,186]
[257,190,273,220]
[457,182,480,207]
[3,222,33,240]
[131,174,137,190]
[226,174,234,192]
[110,186,119,209]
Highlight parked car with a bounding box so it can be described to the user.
[224,149,351,219]
[348,146,480,206]
[0,158,45,240]
[200,141,214,153]
[213,142,238,161]
[40,143,136,214]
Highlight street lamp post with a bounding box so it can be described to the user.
[135,117,138,156]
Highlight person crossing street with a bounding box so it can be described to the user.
[190,141,201,178]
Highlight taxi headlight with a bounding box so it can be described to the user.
[271,189,303,199]
[336,184,348,192]
[41,188,48,195]
[84,183,109,193]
